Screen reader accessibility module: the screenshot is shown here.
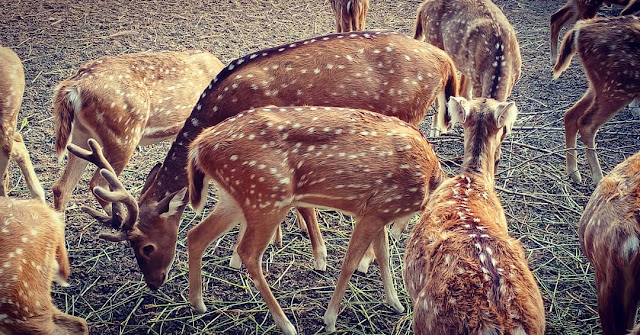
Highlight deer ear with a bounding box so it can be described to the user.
[159,187,188,219]
[495,101,518,135]
[447,96,470,126]
[141,163,162,196]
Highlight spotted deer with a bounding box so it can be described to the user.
[553,15,640,183]
[578,151,640,335]
[414,0,522,136]
[0,197,88,335]
[0,46,45,202]
[329,0,370,32]
[403,97,546,334]
[68,31,459,289]
[184,105,447,335]
[550,0,633,63]
[52,50,224,216]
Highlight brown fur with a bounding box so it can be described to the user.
[0,197,88,335]
[51,50,224,213]
[186,106,447,334]
[553,16,640,183]
[550,0,632,63]
[578,152,640,335]
[0,46,45,202]
[73,31,458,290]
[414,0,522,101]
[404,98,545,334]
[330,0,370,32]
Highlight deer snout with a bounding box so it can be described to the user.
[145,272,166,291]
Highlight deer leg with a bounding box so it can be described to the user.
[371,226,404,313]
[430,89,448,138]
[229,221,246,269]
[296,207,328,271]
[10,132,45,202]
[188,189,246,312]
[237,211,297,335]
[52,308,89,335]
[324,214,385,332]
[0,124,13,197]
[457,73,470,100]
[294,208,308,233]
[52,131,91,211]
[564,88,594,183]
[578,94,629,184]
[596,267,639,335]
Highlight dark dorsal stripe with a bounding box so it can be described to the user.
[469,106,490,172]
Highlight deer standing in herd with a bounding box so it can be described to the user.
[578,151,640,335]
[403,97,545,334]
[413,0,521,136]
[329,0,370,33]
[186,105,448,334]
[0,197,88,334]
[0,46,45,202]
[52,50,224,216]
[553,15,640,183]
[69,31,459,290]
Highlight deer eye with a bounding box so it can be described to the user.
[142,245,155,257]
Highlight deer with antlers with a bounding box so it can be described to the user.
[0,197,88,334]
[186,105,448,334]
[0,46,45,202]
[52,50,224,216]
[413,0,522,136]
[550,0,636,64]
[403,97,545,334]
[68,31,459,290]
[578,151,640,335]
[329,0,370,33]
[553,15,640,183]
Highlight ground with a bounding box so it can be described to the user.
[0,0,639,334]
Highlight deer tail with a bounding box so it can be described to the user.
[553,26,579,79]
[53,83,79,160]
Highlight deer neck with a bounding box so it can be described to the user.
[461,129,497,187]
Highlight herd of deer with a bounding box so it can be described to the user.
[0,0,638,334]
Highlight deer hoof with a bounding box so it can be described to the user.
[190,297,207,313]
[567,169,582,184]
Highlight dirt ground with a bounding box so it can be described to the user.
[1,0,639,334]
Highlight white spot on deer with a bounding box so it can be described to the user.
[230,155,238,161]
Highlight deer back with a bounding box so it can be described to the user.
[571,16,640,98]
[415,0,521,100]
[0,46,25,145]
[578,151,640,286]
[53,50,224,155]
[0,198,68,329]
[188,106,445,220]
[405,173,545,334]
[151,31,456,199]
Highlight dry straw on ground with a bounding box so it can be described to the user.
[1,0,638,334]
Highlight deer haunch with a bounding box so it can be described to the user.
[0,197,88,335]
[0,46,45,202]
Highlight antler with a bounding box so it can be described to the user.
[67,139,138,241]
